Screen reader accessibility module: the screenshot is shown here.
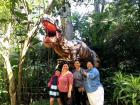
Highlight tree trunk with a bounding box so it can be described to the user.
[17,61,23,104]
[65,19,73,40]
[94,0,100,13]
[60,2,73,40]
[45,0,54,13]
[17,24,39,104]
[101,0,105,12]
[3,55,16,105]
[16,0,57,103]
[1,23,17,105]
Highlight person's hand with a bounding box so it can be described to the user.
[68,92,71,98]
[78,88,82,92]
[82,71,87,77]
[78,87,85,92]
[48,83,51,88]
[81,87,85,92]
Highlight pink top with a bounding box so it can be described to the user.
[58,71,73,92]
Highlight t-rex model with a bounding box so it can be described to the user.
[42,15,100,67]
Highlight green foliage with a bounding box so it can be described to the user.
[30,100,48,105]
[72,0,140,104]
[72,0,140,73]
[14,11,28,20]
[102,0,140,72]
[100,67,115,105]
[19,42,58,104]
[30,99,57,105]
[0,66,9,105]
[0,0,63,104]
[0,0,140,104]
[103,25,140,73]
[113,72,140,105]
[0,0,11,22]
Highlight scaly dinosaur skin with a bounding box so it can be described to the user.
[42,17,100,67]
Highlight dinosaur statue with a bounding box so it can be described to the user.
[42,15,100,67]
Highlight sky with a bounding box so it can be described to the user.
[70,0,113,16]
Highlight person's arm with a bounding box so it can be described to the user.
[79,69,85,87]
[48,76,53,87]
[82,68,98,79]
[87,71,97,79]
[80,69,85,92]
[67,72,73,98]
[68,83,73,98]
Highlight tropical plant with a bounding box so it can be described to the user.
[113,72,140,105]
[0,0,65,104]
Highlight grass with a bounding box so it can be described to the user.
[30,99,57,105]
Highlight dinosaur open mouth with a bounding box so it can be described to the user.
[43,35,56,44]
[47,31,56,37]
[42,20,57,33]
[42,17,62,39]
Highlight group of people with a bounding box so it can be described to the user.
[48,60,104,105]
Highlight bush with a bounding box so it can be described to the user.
[0,67,10,105]
[113,72,140,105]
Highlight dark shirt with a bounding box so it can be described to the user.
[73,68,84,87]
[51,76,58,85]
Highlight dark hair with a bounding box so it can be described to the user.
[55,68,61,72]
[62,61,69,66]
[87,60,94,65]
[74,59,80,63]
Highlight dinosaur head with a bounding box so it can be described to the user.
[42,16,62,48]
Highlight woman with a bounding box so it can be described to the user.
[48,70,62,105]
[73,60,87,105]
[82,61,104,105]
[58,62,73,105]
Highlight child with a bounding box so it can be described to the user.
[48,70,62,105]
